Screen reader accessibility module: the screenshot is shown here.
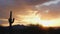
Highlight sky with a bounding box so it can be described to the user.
[0,0,60,27]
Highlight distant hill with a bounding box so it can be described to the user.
[0,25,60,34]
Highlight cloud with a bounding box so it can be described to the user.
[0,0,51,26]
[38,0,60,6]
[35,0,60,19]
[0,0,51,18]
[0,18,8,25]
[24,0,51,5]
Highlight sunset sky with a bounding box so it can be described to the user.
[0,0,60,27]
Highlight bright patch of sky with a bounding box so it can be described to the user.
[35,0,60,9]
[41,0,60,6]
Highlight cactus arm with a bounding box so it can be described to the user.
[12,18,15,23]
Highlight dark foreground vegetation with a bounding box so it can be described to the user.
[0,25,60,34]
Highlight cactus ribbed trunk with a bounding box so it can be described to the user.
[10,23,12,27]
[8,11,15,27]
[8,11,15,34]
[9,23,12,34]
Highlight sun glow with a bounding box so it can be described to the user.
[21,12,41,24]
[17,11,41,24]
[16,10,60,27]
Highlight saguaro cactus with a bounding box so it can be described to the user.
[8,11,15,27]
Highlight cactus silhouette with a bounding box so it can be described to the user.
[8,11,15,27]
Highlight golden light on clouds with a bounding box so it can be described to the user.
[19,11,41,24]
[0,0,60,27]
[16,11,41,25]
[14,10,60,27]
[45,10,49,13]
[1,10,60,27]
